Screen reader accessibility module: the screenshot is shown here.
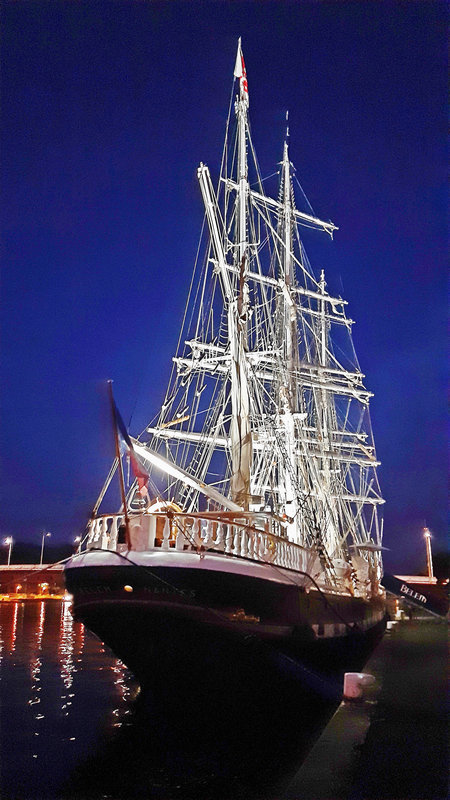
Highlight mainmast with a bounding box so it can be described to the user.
[228,39,252,508]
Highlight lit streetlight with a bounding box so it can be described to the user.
[4,537,13,566]
[40,532,51,566]
[423,527,434,582]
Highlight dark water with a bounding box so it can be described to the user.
[0,601,139,799]
[0,601,331,800]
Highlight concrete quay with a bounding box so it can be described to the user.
[284,618,448,800]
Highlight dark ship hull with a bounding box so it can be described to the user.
[66,551,386,787]
[65,551,386,692]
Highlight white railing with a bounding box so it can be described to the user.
[84,511,312,575]
[83,511,375,598]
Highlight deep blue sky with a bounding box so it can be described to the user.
[1,2,447,573]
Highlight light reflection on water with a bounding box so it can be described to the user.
[0,600,138,799]
[0,600,330,799]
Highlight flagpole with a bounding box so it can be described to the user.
[107,380,131,550]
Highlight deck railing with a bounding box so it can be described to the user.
[83,511,376,598]
[84,511,314,575]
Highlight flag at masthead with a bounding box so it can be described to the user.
[234,38,249,106]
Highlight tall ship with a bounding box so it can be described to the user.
[65,41,386,713]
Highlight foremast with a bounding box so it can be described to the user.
[229,38,252,508]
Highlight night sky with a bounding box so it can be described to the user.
[1,2,447,573]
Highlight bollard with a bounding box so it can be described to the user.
[343,672,376,700]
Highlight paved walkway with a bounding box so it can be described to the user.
[284,619,448,800]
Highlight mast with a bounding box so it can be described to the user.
[277,127,300,540]
[235,37,248,267]
[228,38,251,508]
[316,269,339,555]
[319,269,330,462]
[281,126,297,399]
[196,40,252,509]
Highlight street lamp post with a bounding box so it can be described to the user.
[423,527,434,582]
[40,532,51,566]
[4,537,13,565]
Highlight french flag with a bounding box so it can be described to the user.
[114,403,149,497]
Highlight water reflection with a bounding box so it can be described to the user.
[8,598,20,653]
[111,659,135,727]
[29,602,45,747]
[59,599,77,728]
[0,601,138,799]
[0,600,326,800]
[30,601,45,678]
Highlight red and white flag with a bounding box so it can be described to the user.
[234,38,249,106]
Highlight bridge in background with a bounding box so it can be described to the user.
[0,564,65,598]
